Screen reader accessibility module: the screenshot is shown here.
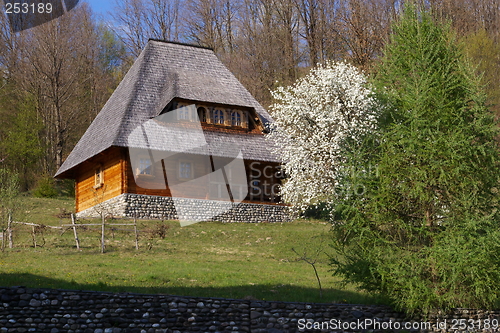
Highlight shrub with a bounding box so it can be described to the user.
[303,202,331,221]
[33,176,58,198]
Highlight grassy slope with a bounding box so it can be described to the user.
[0,196,384,305]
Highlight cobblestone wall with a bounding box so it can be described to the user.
[1,287,499,333]
[76,194,291,223]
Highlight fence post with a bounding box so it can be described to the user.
[134,216,139,250]
[7,214,13,249]
[31,225,37,248]
[71,214,80,251]
[101,214,105,254]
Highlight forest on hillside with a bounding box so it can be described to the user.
[1,0,500,192]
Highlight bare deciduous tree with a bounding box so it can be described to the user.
[23,5,95,172]
[335,0,397,70]
[2,4,120,176]
[111,0,182,57]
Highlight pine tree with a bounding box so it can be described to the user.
[331,4,500,314]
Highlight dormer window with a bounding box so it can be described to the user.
[214,109,224,124]
[193,105,249,128]
[178,106,190,120]
[231,111,242,126]
[197,107,207,122]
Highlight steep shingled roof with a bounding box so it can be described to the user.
[55,40,277,178]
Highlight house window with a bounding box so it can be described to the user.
[214,109,224,125]
[231,111,241,126]
[197,107,207,122]
[138,158,152,175]
[178,107,190,120]
[179,161,193,179]
[94,165,104,188]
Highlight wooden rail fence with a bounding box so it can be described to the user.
[4,213,139,253]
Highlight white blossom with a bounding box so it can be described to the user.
[266,61,378,213]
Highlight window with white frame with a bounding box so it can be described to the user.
[138,158,153,175]
[214,109,224,124]
[231,111,242,126]
[179,108,190,120]
[179,161,193,179]
[94,165,104,188]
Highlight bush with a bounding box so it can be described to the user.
[57,179,75,197]
[33,176,58,198]
[303,202,332,220]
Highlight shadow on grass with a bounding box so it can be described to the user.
[0,272,388,306]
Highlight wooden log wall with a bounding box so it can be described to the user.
[75,147,125,213]
[75,147,283,213]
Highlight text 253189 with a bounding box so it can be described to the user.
[4,2,53,14]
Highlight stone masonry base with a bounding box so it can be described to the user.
[76,194,291,223]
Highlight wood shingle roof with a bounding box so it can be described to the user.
[55,40,278,178]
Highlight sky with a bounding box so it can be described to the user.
[83,0,114,18]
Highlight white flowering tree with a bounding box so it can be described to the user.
[266,61,378,213]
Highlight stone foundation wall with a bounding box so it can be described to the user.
[1,286,499,333]
[76,194,291,223]
[77,196,129,218]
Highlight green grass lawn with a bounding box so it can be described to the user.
[0,196,385,305]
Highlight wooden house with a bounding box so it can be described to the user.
[54,40,289,223]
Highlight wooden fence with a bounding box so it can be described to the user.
[4,213,140,253]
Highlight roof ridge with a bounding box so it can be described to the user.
[148,39,213,51]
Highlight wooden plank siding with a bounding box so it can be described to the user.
[75,147,284,213]
[126,154,282,203]
[75,147,125,213]
[126,152,210,199]
[125,149,172,198]
[244,160,283,204]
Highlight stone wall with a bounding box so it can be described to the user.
[1,287,499,333]
[76,194,291,223]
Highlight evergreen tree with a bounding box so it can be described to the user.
[331,5,500,314]
[461,29,500,117]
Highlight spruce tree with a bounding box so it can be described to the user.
[331,5,500,314]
